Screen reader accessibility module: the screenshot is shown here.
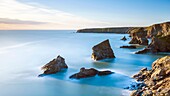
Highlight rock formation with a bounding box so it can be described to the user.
[148,35,170,53]
[135,48,150,54]
[121,36,127,41]
[131,56,170,96]
[69,67,113,79]
[40,55,68,75]
[91,39,115,60]
[128,22,170,53]
[120,45,137,49]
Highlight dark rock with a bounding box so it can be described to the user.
[120,45,137,49]
[121,36,127,41]
[98,70,114,76]
[91,39,115,60]
[148,35,170,53]
[69,68,114,79]
[135,48,151,54]
[69,68,98,79]
[40,55,68,75]
[139,37,148,45]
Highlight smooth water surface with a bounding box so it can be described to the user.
[0,30,166,96]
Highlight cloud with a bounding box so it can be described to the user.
[0,0,110,29]
[0,18,47,25]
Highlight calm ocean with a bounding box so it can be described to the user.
[0,30,166,96]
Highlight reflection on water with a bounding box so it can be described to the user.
[0,30,166,96]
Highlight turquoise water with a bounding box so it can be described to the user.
[0,30,166,96]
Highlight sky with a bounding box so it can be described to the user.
[0,0,170,30]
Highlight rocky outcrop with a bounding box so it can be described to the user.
[69,67,113,79]
[77,27,134,34]
[131,56,170,96]
[40,55,68,75]
[128,22,170,53]
[120,45,137,49]
[128,28,149,45]
[121,36,127,41]
[135,48,151,54]
[91,39,115,60]
[148,35,170,53]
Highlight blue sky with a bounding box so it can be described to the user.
[0,0,170,29]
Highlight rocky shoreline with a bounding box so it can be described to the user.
[131,56,170,96]
[39,21,170,96]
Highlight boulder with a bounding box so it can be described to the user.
[91,39,115,60]
[120,45,137,49]
[131,56,170,96]
[69,67,114,79]
[121,36,127,41]
[40,55,68,75]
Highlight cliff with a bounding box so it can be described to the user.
[131,56,170,96]
[77,27,134,34]
[128,22,170,53]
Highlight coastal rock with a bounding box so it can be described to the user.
[129,22,170,53]
[121,36,127,41]
[69,67,113,79]
[139,37,148,45]
[135,48,151,54]
[129,37,148,45]
[91,39,115,60]
[40,55,68,75]
[120,45,137,49]
[148,35,170,53]
[98,70,113,76]
[131,56,170,96]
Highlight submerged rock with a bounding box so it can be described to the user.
[121,36,127,41]
[131,56,170,96]
[69,67,113,79]
[39,55,68,75]
[91,39,115,60]
[120,45,137,49]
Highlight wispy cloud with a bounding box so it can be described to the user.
[0,0,110,29]
[0,18,47,25]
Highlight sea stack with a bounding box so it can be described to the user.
[91,39,115,60]
[131,56,170,96]
[40,55,68,75]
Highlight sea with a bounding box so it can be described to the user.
[0,30,167,96]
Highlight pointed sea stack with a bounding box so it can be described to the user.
[91,39,115,60]
[40,55,68,75]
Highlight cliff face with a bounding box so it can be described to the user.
[128,22,170,53]
[129,22,170,38]
[77,27,134,34]
[131,56,170,96]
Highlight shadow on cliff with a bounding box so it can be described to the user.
[39,68,135,89]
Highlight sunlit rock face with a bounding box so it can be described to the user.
[41,55,68,75]
[91,39,115,60]
[128,22,170,53]
[131,56,170,96]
